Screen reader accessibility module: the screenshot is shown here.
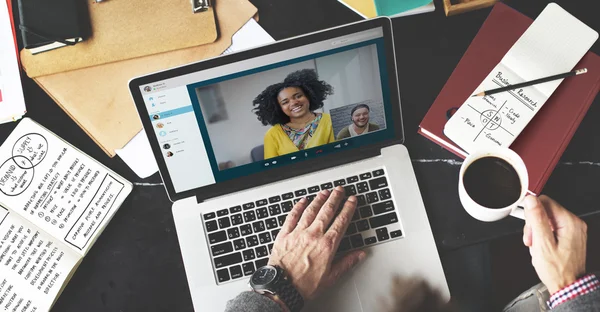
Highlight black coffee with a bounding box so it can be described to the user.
[463,156,522,209]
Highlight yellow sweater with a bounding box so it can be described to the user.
[264,113,335,159]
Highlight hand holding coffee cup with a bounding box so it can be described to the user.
[460,149,590,297]
[458,147,528,222]
[522,195,588,294]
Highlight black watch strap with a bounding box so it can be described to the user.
[274,270,304,312]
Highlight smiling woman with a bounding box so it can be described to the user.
[252,69,336,159]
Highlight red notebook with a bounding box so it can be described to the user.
[6,0,19,61]
[418,3,600,195]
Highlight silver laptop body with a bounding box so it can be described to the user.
[129,17,449,312]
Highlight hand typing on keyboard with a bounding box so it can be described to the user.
[268,186,367,301]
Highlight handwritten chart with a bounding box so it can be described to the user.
[0,134,47,197]
[444,67,544,153]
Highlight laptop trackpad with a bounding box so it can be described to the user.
[305,271,364,312]
[316,244,401,311]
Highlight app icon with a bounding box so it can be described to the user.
[159,131,167,137]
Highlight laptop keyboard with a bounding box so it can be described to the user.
[202,168,404,284]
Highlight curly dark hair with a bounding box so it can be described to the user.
[252,69,334,126]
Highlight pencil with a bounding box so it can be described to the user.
[471,68,588,97]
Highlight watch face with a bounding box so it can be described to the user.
[251,266,277,286]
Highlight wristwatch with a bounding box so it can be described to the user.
[249,265,304,312]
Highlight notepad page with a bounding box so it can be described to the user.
[443,3,598,154]
[502,3,599,97]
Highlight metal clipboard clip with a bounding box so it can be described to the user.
[191,0,211,13]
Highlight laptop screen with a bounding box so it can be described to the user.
[139,27,396,194]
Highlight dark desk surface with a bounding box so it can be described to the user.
[1,0,599,310]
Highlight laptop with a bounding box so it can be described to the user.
[129,17,449,311]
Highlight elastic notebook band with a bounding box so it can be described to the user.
[19,25,81,46]
[446,107,458,120]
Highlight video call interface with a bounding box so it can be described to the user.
[142,28,396,193]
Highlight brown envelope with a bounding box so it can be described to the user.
[33,0,258,157]
[21,0,218,78]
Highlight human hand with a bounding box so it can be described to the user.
[268,186,366,301]
[523,195,587,294]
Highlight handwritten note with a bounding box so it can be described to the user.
[444,3,598,154]
[0,208,78,311]
[444,64,545,152]
[0,118,132,311]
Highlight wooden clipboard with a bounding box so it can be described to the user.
[21,0,219,78]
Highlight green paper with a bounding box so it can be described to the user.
[375,0,431,15]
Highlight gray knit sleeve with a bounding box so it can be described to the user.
[552,289,600,312]
[225,291,283,312]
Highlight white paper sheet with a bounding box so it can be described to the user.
[118,18,275,179]
[0,1,26,124]
[115,130,159,180]
[223,18,275,55]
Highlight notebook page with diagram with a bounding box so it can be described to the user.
[0,118,132,311]
[0,208,81,311]
[443,3,598,154]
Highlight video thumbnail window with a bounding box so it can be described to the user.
[193,44,387,170]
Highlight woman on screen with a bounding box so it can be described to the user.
[253,69,335,159]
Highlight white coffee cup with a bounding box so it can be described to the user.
[458,147,529,222]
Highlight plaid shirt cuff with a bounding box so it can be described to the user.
[547,274,600,309]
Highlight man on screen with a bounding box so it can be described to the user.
[336,104,380,140]
[253,69,335,160]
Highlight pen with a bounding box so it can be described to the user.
[471,68,588,97]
